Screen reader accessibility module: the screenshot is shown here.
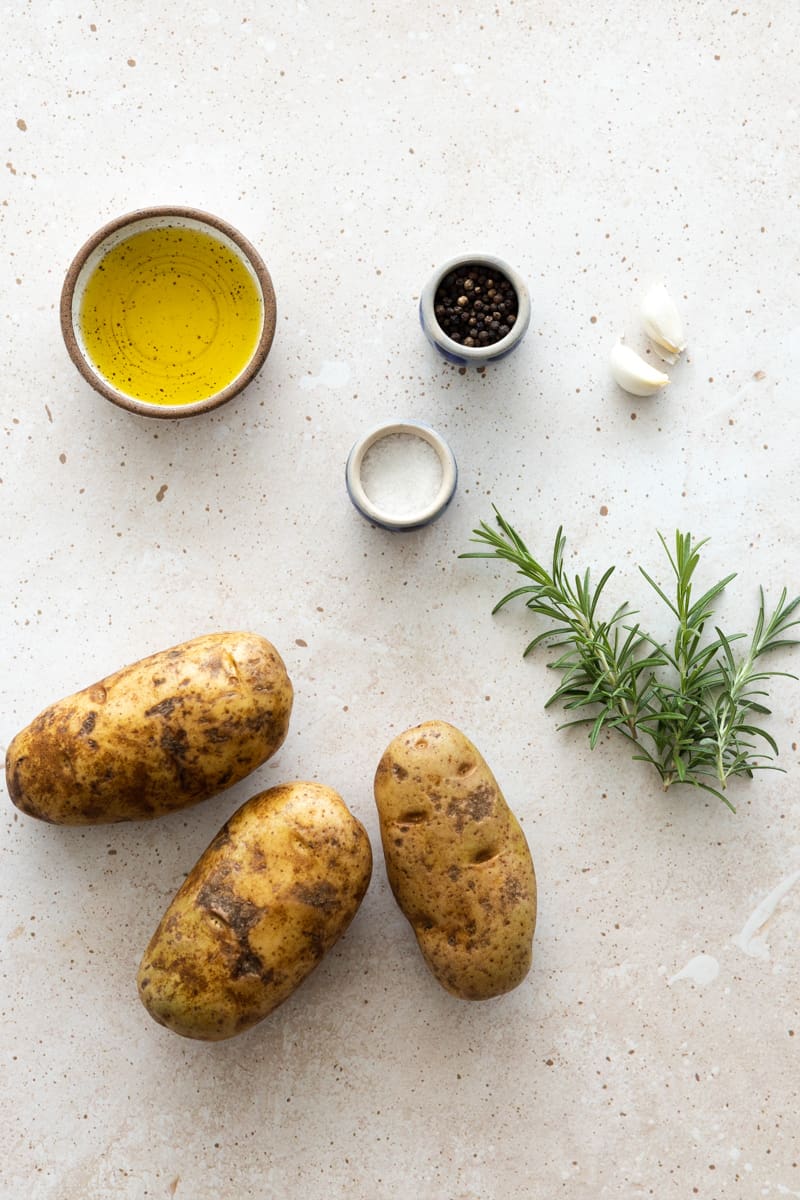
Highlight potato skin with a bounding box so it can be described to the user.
[5,632,293,824]
[137,781,372,1040]
[374,720,536,1000]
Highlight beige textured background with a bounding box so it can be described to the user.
[1,3,798,1198]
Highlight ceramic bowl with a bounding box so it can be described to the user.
[419,253,530,367]
[60,206,277,419]
[345,419,458,531]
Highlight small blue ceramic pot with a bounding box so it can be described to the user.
[419,253,531,367]
[345,419,458,532]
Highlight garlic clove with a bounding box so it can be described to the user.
[650,343,680,366]
[609,341,670,397]
[641,282,686,357]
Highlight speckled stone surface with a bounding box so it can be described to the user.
[2,6,799,1199]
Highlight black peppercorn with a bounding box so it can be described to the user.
[433,264,517,348]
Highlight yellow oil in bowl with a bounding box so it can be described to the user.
[78,224,264,407]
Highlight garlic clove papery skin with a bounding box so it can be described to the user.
[609,342,670,397]
[641,283,686,357]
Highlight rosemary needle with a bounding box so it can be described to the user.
[462,509,800,811]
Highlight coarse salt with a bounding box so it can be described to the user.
[360,432,443,517]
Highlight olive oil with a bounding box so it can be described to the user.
[79,224,263,406]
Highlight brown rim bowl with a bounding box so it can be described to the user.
[60,206,277,419]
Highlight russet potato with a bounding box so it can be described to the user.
[374,720,536,1000]
[5,631,293,824]
[137,781,372,1040]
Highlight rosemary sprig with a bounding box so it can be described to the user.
[462,509,800,811]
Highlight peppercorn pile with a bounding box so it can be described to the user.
[433,264,517,348]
